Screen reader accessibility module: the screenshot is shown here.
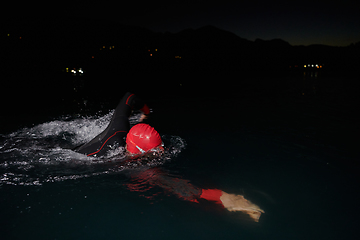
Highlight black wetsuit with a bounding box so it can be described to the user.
[74,92,150,157]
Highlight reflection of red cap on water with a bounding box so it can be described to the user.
[126,123,162,154]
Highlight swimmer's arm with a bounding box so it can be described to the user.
[139,114,148,122]
[120,92,150,116]
[139,104,150,115]
[132,95,150,120]
[200,189,265,222]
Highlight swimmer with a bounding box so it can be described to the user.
[73,92,162,157]
[75,92,264,221]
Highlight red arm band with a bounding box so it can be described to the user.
[200,189,223,206]
[140,104,150,115]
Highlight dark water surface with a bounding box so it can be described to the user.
[1,72,359,240]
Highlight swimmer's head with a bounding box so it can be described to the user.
[126,123,162,154]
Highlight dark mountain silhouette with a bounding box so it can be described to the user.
[2,17,359,115]
[4,17,359,73]
[3,17,359,98]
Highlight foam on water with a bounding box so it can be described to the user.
[0,111,186,186]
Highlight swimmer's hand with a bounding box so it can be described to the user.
[139,114,148,122]
[220,191,265,222]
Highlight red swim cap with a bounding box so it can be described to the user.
[126,123,162,154]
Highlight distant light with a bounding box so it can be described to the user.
[175,56,182,59]
[19,37,22,40]
[155,49,158,51]
[65,67,69,73]
[103,46,105,48]
[304,65,307,68]
[316,64,318,67]
[92,56,95,58]
[311,64,314,67]
[150,54,153,57]
[71,69,76,76]
[7,33,10,37]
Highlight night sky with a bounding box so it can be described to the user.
[7,0,360,46]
